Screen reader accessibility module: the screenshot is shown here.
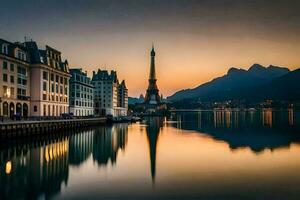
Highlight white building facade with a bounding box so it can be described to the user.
[69,68,94,116]
[92,70,128,117]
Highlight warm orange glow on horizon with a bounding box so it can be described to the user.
[64,36,300,97]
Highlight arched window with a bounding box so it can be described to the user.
[2,44,8,54]
[23,103,28,117]
[9,102,15,117]
[16,103,22,115]
[3,102,8,116]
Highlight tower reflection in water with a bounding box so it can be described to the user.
[1,110,299,199]
[0,123,128,199]
[143,117,164,182]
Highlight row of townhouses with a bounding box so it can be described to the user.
[0,38,128,118]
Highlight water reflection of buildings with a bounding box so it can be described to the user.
[0,124,129,199]
[69,130,93,166]
[262,108,273,127]
[172,109,300,153]
[0,138,69,199]
[144,117,163,182]
[289,108,294,126]
[92,124,128,166]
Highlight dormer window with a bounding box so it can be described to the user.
[2,44,8,54]
[16,49,27,61]
[40,56,44,63]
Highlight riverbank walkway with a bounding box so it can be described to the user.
[0,117,106,138]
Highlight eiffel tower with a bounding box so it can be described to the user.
[144,45,161,105]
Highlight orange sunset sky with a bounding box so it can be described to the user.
[1,0,300,97]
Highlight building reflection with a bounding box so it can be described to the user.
[69,130,93,166]
[262,108,273,127]
[143,117,163,183]
[172,109,300,153]
[0,124,129,199]
[288,108,294,126]
[92,124,128,166]
[0,137,69,199]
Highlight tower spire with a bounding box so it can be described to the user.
[150,45,156,79]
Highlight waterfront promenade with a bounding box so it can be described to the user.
[0,117,106,138]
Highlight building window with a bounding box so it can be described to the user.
[40,56,44,63]
[3,61,8,70]
[43,94,47,100]
[56,75,59,82]
[3,74,7,82]
[64,78,68,85]
[51,74,54,81]
[17,77,27,86]
[3,86,8,97]
[43,71,48,80]
[43,105,46,116]
[17,88,26,97]
[10,75,14,83]
[51,84,54,92]
[10,87,14,97]
[43,82,47,91]
[10,64,14,71]
[60,77,63,84]
[17,66,26,76]
[2,44,8,54]
[34,106,37,112]
[65,87,68,95]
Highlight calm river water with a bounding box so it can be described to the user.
[1,109,300,200]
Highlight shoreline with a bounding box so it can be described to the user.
[0,117,106,139]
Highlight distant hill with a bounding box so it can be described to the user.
[167,64,291,102]
[243,68,300,101]
[128,95,145,105]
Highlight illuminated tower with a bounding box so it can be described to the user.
[144,45,160,105]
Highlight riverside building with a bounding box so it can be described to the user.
[0,39,31,118]
[92,69,128,117]
[0,38,71,118]
[69,68,94,116]
[24,41,70,117]
[118,80,128,112]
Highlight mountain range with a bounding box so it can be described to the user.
[167,64,300,103]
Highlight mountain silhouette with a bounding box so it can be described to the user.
[167,64,293,102]
[246,68,300,101]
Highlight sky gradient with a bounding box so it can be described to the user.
[1,0,300,97]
